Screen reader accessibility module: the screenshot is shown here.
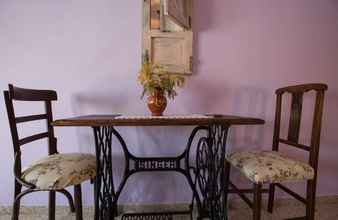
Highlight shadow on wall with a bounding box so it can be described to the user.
[193,0,240,72]
[192,0,269,149]
[229,85,269,151]
[193,0,214,73]
[184,77,270,151]
[69,92,131,154]
[193,0,213,72]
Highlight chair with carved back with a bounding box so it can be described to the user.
[4,84,97,220]
[224,83,328,220]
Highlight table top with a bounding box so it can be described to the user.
[52,114,265,127]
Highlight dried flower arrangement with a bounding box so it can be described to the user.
[138,52,185,100]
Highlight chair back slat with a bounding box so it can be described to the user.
[19,132,49,146]
[287,93,303,143]
[273,83,327,169]
[279,138,310,152]
[9,84,57,101]
[15,114,48,123]
[4,84,58,155]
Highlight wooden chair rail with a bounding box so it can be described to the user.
[229,181,254,208]
[276,83,328,95]
[279,139,310,151]
[228,188,269,194]
[275,183,307,204]
[228,182,269,209]
[285,217,307,220]
[18,132,49,146]
[15,114,48,123]
[9,84,57,101]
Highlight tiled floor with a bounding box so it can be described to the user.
[1,197,338,220]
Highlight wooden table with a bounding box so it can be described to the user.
[52,114,264,220]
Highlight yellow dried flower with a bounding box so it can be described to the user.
[138,53,185,99]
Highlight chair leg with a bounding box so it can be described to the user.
[253,183,262,220]
[48,191,56,220]
[57,189,75,212]
[93,179,99,220]
[224,161,231,220]
[74,184,83,220]
[306,180,316,220]
[267,183,275,213]
[11,181,22,220]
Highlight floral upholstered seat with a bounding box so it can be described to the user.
[22,153,96,190]
[226,151,314,184]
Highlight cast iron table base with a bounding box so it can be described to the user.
[92,124,229,220]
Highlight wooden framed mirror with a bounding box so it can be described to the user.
[143,0,193,75]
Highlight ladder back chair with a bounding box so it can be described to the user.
[4,84,96,220]
[224,83,328,220]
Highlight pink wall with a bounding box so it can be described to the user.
[0,0,337,205]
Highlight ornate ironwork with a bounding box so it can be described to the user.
[93,126,116,219]
[190,125,229,220]
[93,124,230,220]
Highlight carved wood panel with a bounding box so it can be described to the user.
[288,93,303,143]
